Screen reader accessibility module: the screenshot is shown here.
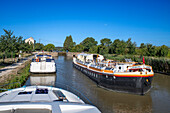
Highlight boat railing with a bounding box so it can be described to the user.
[55,82,93,105]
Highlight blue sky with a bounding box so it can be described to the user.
[0,0,170,47]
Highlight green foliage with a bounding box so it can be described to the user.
[98,45,109,55]
[156,45,169,57]
[168,49,170,58]
[71,44,84,52]
[43,44,55,51]
[126,38,136,54]
[1,63,30,90]
[63,35,75,51]
[146,44,156,56]
[89,46,98,53]
[0,29,34,57]
[110,39,128,55]
[100,38,112,46]
[35,43,44,51]
[81,37,97,52]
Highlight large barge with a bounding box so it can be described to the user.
[73,54,154,95]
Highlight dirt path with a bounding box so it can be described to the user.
[0,55,34,83]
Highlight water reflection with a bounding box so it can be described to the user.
[27,73,56,86]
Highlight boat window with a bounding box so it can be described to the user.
[139,69,143,72]
[18,91,32,95]
[119,67,121,69]
[37,55,43,57]
[105,67,111,70]
[135,62,142,65]
[46,59,52,62]
[146,69,151,72]
[35,88,48,94]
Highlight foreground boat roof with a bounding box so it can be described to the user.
[0,86,100,113]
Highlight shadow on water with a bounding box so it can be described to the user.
[25,55,170,113]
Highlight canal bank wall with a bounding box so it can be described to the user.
[66,52,80,57]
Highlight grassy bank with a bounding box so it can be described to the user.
[0,63,30,91]
[104,54,170,74]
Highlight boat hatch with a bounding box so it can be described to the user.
[35,88,48,94]
[53,90,66,101]
[18,91,32,95]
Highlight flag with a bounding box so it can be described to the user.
[143,56,145,64]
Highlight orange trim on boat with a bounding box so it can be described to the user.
[114,74,154,77]
[103,70,113,73]
[77,62,87,67]
[89,67,102,72]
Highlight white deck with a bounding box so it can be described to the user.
[0,86,101,113]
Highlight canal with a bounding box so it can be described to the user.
[26,55,170,113]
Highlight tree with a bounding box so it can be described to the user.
[99,38,112,54]
[71,44,84,52]
[156,45,169,57]
[126,38,136,54]
[110,39,127,54]
[98,45,109,55]
[63,35,75,51]
[89,45,98,53]
[146,44,156,56]
[43,44,55,51]
[137,43,147,56]
[116,40,127,55]
[100,38,112,47]
[81,37,97,52]
[110,39,120,54]
[35,43,44,51]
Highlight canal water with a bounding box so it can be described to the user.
[26,55,170,113]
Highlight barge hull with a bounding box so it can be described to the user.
[73,62,153,95]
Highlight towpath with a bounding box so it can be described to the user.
[0,55,34,77]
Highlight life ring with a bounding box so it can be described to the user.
[36,58,39,62]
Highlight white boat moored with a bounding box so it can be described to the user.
[30,55,56,73]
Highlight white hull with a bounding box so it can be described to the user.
[30,62,56,73]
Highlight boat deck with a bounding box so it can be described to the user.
[0,86,100,113]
